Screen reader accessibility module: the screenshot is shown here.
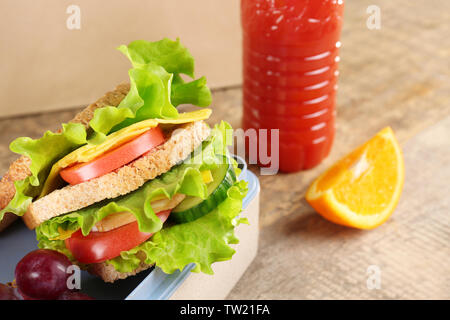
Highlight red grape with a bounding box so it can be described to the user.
[0,283,22,300]
[58,290,94,300]
[15,249,72,300]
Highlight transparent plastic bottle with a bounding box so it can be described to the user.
[241,0,344,172]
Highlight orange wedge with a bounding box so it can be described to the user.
[306,127,404,229]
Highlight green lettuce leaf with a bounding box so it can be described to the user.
[118,38,212,107]
[108,179,248,274]
[87,38,212,141]
[117,38,195,76]
[0,123,87,219]
[9,123,87,187]
[211,120,233,156]
[89,63,178,140]
[171,74,212,107]
[0,179,33,221]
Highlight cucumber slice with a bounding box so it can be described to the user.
[171,156,237,223]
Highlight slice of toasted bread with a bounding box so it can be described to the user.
[23,120,211,229]
[0,157,32,231]
[87,251,152,283]
[0,83,131,232]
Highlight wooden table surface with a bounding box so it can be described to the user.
[0,0,449,299]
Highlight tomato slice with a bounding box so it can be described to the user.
[60,126,165,185]
[65,210,171,264]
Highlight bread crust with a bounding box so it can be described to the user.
[0,157,32,230]
[0,83,131,232]
[23,120,211,229]
[87,251,152,283]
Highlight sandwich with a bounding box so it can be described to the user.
[0,39,248,282]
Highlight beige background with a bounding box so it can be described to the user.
[0,0,241,117]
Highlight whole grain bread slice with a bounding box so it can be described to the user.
[0,83,131,232]
[87,251,152,283]
[23,120,211,229]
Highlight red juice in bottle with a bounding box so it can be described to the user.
[241,0,344,172]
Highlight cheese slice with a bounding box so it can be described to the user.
[95,194,187,232]
[40,109,212,197]
[49,227,77,241]
[201,170,214,184]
